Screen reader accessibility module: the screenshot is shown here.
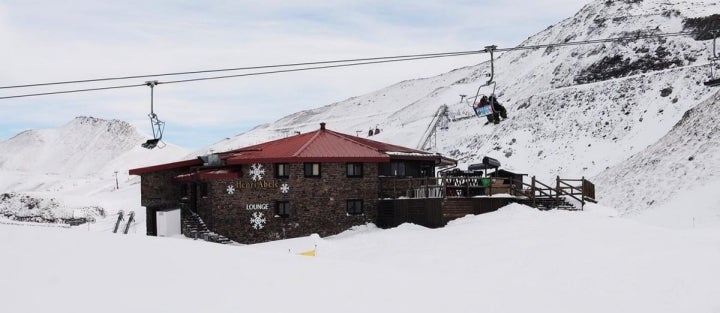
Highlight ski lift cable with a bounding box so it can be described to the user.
[0,30,715,100]
[0,30,703,91]
[0,52,479,100]
[158,51,480,85]
[496,31,695,53]
[0,50,484,90]
[0,83,146,100]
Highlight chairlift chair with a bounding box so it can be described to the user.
[705,33,720,87]
[141,81,166,149]
[459,45,499,118]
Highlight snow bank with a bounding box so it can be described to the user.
[4,204,719,313]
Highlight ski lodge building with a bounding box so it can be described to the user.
[129,123,456,244]
[130,123,597,244]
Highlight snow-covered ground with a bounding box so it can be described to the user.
[2,1,720,310]
[2,204,719,313]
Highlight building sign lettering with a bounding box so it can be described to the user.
[235,180,280,190]
[246,203,270,211]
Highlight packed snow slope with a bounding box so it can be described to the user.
[2,204,719,313]
[201,0,720,216]
[594,89,720,222]
[0,116,187,212]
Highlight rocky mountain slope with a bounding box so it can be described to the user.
[594,89,720,215]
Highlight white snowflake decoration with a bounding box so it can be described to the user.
[226,185,235,195]
[250,212,267,230]
[280,183,290,194]
[249,163,265,181]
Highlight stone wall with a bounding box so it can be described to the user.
[139,169,185,208]
[138,169,186,236]
[203,162,379,244]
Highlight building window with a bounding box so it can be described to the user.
[199,183,209,198]
[347,163,363,177]
[275,163,290,178]
[347,199,364,215]
[391,162,406,177]
[276,201,291,218]
[304,163,321,177]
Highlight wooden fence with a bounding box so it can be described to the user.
[378,176,597,210]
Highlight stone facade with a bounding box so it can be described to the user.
[139,168,185,208]
[138,169,186,236]
[141,162,380,244]
[202,162,378,244]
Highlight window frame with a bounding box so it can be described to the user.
[391,162,406,177]
[304,163,321,178]
[275,163,290,179]
[276,201,291,218]
[346,163,364,178]
[346,199,364,215]
[199,182,209,198]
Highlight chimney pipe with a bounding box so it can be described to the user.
[320,122,326,130]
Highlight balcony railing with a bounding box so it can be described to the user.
[378,176,597,209]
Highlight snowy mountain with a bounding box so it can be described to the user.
[2,0,718,222]
[594,90,720,220]
[0,116,188,220]
[2,2,720,311]
[200,0,720,218]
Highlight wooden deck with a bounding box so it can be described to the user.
[376,176,596,229]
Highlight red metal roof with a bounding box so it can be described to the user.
[128,159,203,176]
[129,123,454,175]
[175,168,241,182]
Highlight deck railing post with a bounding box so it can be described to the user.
[393,178,396,199]
[581,176,586,210]
[424,176,428,198]
[556,176,561,207]
[531,176,536,208]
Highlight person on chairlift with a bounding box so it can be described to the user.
[488,95,508,124]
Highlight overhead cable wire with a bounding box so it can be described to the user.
[0,30,701,91]
[497,31,695,52]
[0,83,146,100]
[0,50,483,90]
[0,52,480,100]
[159,51,480,85]
[0,30,713,100]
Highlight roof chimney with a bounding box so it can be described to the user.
[320,122,326,130]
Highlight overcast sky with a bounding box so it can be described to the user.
[0,0,591,149]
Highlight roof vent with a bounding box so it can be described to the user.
[320,122,326,130]
[198,153,224,167]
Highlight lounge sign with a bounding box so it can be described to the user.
[246,203,271,211]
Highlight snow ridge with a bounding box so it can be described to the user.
[594,89,720,213]
[0,116,188,212]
